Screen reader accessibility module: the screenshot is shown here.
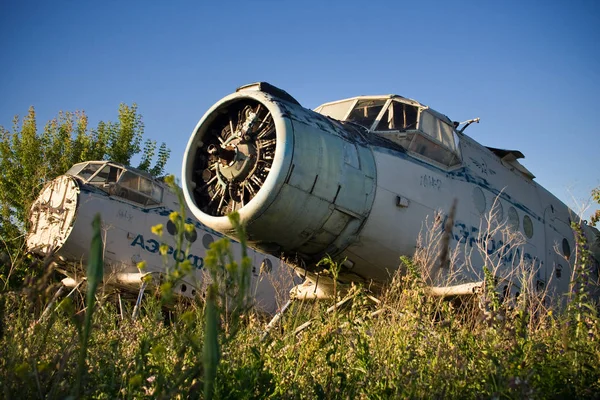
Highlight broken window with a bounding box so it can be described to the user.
[346,99,387,129]
[375,101,419,131]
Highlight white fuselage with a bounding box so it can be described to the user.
[27,164,297,314]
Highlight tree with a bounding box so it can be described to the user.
[591,187,600,226]
[0,104,170,260]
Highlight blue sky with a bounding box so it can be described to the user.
[1,0,598,217]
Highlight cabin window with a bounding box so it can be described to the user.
[261,258,273,274]
[562,238,571,259]
[508,207,519,231]
[491,200,504,222]
[523,215,534,238]
[167,219,179,235]
[472,187,486,215]
[316,100,354,120]
[202,234,214,249]
[346,99,387,129]
[375,101,419,131]
[185,228,198,243]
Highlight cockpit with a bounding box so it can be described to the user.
[65,161,164,206]
[314,95,461,168]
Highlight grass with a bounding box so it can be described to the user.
[1,184,599,399]
[2,245,599,398]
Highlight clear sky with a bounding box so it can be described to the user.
[1,0,598,218]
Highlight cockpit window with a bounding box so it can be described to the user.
[419,111,458,153]
[119,171,142,192]
[316,100,354,120]
[375,101,419,132]
[407,133,461,167]
[318,95,462,169]
[89,165,121,183]
[65,163,87,177]
[151,184,163,202]
[372,104,461,168]
[77,163,102,180]
[346,99,387,129]
[117,171,163,206]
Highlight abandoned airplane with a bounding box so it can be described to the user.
[26,160,297,314]
[181,82,600,307]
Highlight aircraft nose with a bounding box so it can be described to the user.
[26,175,80,256]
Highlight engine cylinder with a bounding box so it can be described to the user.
[182,83,377,264]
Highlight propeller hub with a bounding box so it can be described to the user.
[214,139,257,182]
[192,100,276,215]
